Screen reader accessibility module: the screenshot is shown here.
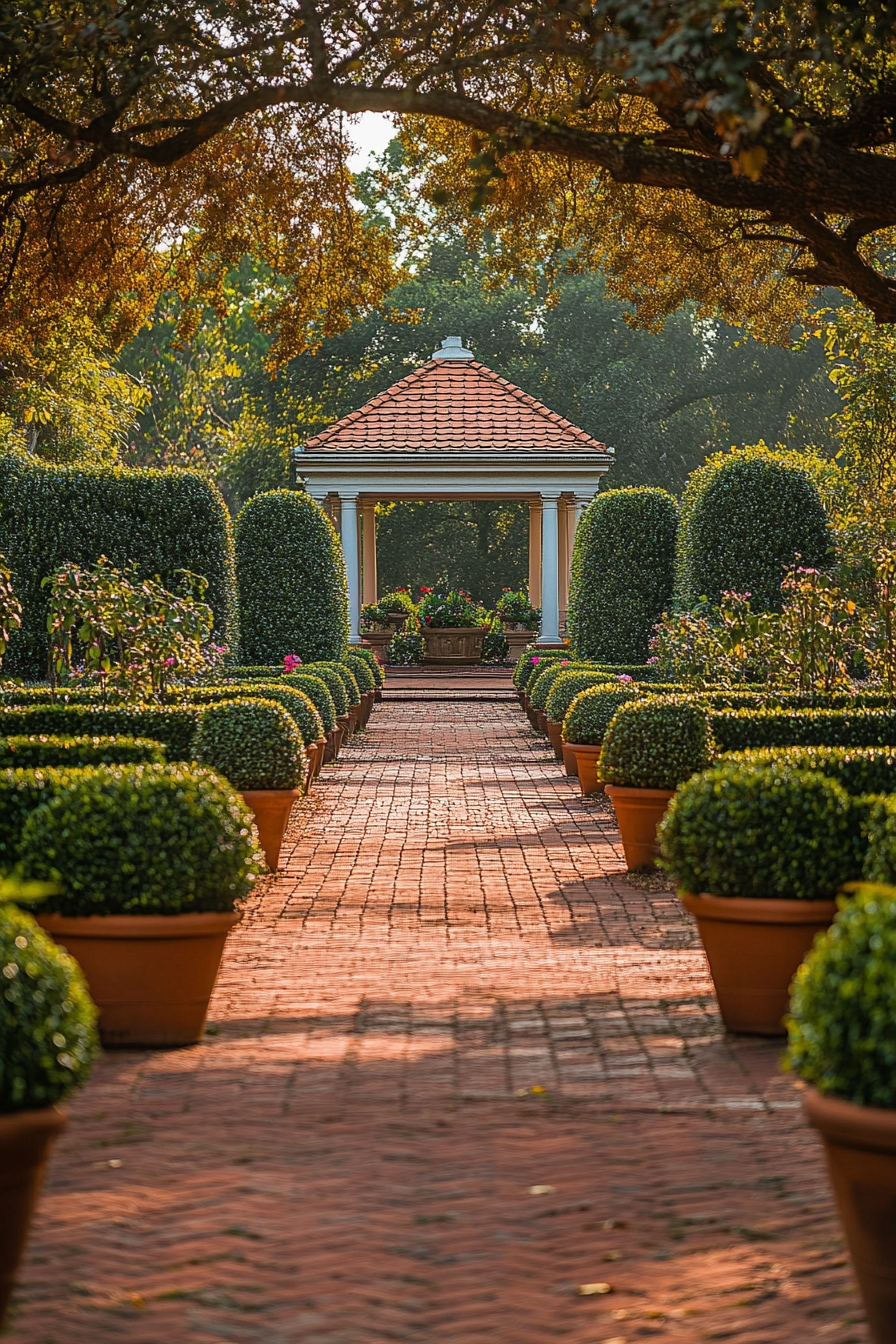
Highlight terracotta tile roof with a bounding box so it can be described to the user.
[303,359,607,454]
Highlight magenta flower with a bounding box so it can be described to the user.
[617,674,633,683]
[283,654,302,672]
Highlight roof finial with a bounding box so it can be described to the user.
[432,335,474,360]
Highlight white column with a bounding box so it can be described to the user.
[538,491,561,645]
[361,502,378,606]
[558,500,570,631]
[528,500,542,608]
[339,493,362,645]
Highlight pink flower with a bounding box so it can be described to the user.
[617,674,633,683]
[163,657,176,667]
[647,657,658,665]
[531,656,540,665]
[283,654,302,672]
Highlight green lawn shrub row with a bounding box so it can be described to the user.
[0,735,166,769]
[562,685,640,746]
[545,671,615,724]
[187,684,324,747]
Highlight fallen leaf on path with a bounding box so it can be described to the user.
[576,1282,612,1295]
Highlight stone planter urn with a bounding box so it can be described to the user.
[502,625,536,664]
[362,629,393,656]
[421,626,486,665]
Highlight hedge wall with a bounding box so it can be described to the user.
[235,490,348,664]
[568,488,677,662]
[0,705,199,759]
[675,451,830,611]
[0,453,236,678]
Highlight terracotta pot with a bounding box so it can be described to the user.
[240,788,301,871]
[38,912,240,1048]
[604,784,675,869]
[803,1087,896,1342]
[312,738,326,779]
[0,1105,67,1327]
[532,709,548,736]
[346,704,360,733]
[335,715,350,751]
[421,626,486,665]
[545,719,564,760]
[302,744,316,795]
[572,743,604,795]
[362,690,374,725]
[374,687,383,703]
[561,740,579,777]
[680,892,836,1036]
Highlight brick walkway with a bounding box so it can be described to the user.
[8,703,864,1343]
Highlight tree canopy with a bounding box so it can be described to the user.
[3,1,896,357]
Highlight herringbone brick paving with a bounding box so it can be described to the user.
[7,702,864,1343]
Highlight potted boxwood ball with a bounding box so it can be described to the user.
[785,883,896,1343]
[0,898,98,1327]
[546,672,614,775]
[561,685,640,796]
[194,699,305,870]
[660,761,862,1035]
[25,764,259,1048]
[601,697,712,866]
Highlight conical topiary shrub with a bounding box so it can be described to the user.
[235,490,349,663]
[568,487,677,663]
[676,451,830,611]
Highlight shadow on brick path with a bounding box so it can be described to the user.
[6,703,866,1344]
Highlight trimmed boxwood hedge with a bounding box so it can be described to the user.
[187,684,324,748]
[563,685,640,745]
[659,762,862,900]
[860,800,896,885]
[718,746,896,799]
[785,885,896,1107]
[711,707,896,753]
[600,697,713,790]
[546,671,614,724]
[0,452,236,678]
[0,767,80,864]
[0,705,200,759]
[19,764,260,916]
[568,488,677,662]
[280,673,337,732]
[193,699,305,791]
[0,903,98,1113]
[0,735,166,769]
[226,666,284,680]
[343,654,375,694]
[235,490,349,664]
[675,451,830,611]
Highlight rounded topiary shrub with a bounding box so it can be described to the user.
[281,673,337,732]
[568,488,677,662]
[298,664,349,717]
[600,697,713,790]
[546,671,613,725]
[305,660,359,708]
[676,451,830,611]
[343,654,375,694]
[785,884,896,1107]
[235,490,349,664]
[528,660,582,713]
[189,685,323,750]
[194,700,305,791]
[18,764,259,916]
[659,763,860,900]
[562,685,640,745]
[351,646,385,688]
[0,903,99,1112]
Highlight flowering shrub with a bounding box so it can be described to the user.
[0,555,21,665]
[388,616,425,664]
[495,590,540,630]
[283,654,302,672]
[652,592,779,688]
[361,590,417,629]
[417,575,487,628]
[44,557,213,701]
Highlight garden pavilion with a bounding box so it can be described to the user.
[296,337,614,644]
